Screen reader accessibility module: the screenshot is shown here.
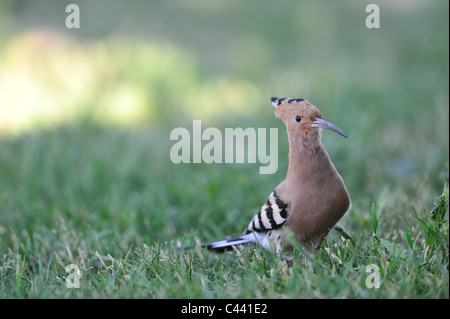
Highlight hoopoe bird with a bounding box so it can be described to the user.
[202,97,351,253]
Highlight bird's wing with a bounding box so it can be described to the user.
[244,190,290,234]
[201,190,290,252]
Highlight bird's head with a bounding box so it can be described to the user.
[271,97,347,140]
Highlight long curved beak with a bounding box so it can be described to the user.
[309,118,347,138]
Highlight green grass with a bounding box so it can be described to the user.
[0,1,449,298]
[0,124,447,298]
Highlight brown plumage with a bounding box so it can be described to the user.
[202,97,351,254]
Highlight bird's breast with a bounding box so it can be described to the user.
[283,148,351,242]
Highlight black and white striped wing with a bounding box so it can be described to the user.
[245,190,289,234]
[201,190,290,252]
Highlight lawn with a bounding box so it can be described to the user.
[0,1,448,299]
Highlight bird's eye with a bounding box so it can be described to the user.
[295,115,301,122]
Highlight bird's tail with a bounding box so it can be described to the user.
[201,232,264,252]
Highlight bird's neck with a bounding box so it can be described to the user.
[285,129,327,181]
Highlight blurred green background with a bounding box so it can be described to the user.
[0,0,448,298]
